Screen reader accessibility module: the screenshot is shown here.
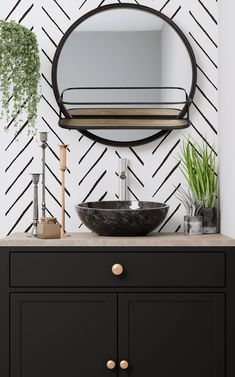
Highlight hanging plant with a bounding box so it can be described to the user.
[0,20,41,135]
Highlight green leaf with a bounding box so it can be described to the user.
[0,20,41,135]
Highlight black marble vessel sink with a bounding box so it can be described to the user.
[75,201,169,236]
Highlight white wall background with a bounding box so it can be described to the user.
[0,0,218,237]
[219,0,235,238]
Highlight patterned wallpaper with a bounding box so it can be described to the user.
[0,0,218,236]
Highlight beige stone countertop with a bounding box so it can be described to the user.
[0,232,235,247]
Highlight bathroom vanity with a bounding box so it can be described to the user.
[0,232,235,377]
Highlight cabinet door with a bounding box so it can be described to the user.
[11,293,117,377]
[118,293,225,377]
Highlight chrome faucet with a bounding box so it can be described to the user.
[119,158,128,201]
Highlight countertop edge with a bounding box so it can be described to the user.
[0,232,235,247]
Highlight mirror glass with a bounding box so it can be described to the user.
[55,7,194,145]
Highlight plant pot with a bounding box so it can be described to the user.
[184,215,203,235]
[200,207,217,234]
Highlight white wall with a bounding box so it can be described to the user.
[219,0,235,238]
[0,0,218,237]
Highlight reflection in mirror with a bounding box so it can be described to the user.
[54,5,196,145]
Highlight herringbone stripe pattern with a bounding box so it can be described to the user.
[0,0,218,236]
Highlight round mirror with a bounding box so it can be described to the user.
[52,4,197,147]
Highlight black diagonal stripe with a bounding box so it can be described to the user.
[53,0,70,19]
[152,162,180,197]
[42,7,64,34]
[158,203,181,232]
[5,137,33,172]
[46,145,71,174]
[189,10,218,48]
[189,32,218,69]
[175,224,181,233]
[42,117,64,144]
[25,223,33,233]
[46,163,70,196]
[198,0,217,24]
[45,207,60,220]
[5,157,34,195]
[160,0,170,12]
[171,6,181,20]
[46,187,71,218]
[164,183,181,203]
[42,49,53,64]
[5,0,21,21]
[128,166,144,188]
[98,191,108,201]
[98,0,106,7]
[19,3,34,24]
[196,85,218,112]
[152,131,172,155]
[7,201,33,236]
[5,121,29,151]
[42,27,58,48]
[79,222,83,229]
[79,134,84,142]
[5,181,32,216]
[192,102,217,134]
[115,151,121,159]
[79,141,96,164]
[197,64,218,90]
[82,170,107,203]
[79,0,88,10]
[79,148,107,185]
[190,122,217,155]
[152,139,180,178]
[42,95,59,116]
[115,194,119,200]
[129,147,144,166]
[42,117,70,147]
[127,187,139,201]
[42,73,52,89]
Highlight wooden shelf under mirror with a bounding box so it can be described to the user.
[58,87,191,130]
[59,108,189,129]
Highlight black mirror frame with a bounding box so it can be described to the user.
[51,3,197,147]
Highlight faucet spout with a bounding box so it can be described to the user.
[119,158,128,201]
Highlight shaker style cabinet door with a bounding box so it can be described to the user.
[11,293,117,377]
[118,293,225,377]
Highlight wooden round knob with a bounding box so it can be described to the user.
[120,360,129,370]
[112,263,124,276]
[106,360,116,370]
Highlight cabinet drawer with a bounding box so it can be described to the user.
[10,251,225,287]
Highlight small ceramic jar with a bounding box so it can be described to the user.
[37,217,61,239]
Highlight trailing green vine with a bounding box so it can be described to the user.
[0,20,41,135]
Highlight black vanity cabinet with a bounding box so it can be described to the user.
[0,246,234,377]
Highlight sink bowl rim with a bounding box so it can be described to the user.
[76,200,169,212]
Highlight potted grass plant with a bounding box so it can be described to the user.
[178,138,218,234]
[0,20,40,135]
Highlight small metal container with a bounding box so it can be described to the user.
[37,217,61,239]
